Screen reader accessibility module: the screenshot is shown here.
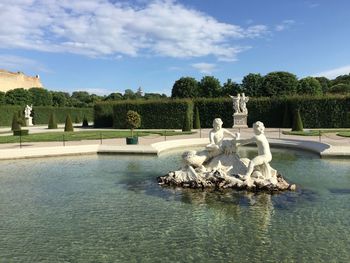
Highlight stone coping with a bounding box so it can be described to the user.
[0,138,349,161]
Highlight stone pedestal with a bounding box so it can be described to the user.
[233,113,248,128]
[25,117,33,126]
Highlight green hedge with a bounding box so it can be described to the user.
[94,102,115,128]
[0,105,23,127]
[93,95,350,129]
[0,105,93,126]
[32,107,93,125]
[109,99,193,129]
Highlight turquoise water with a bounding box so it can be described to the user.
[0,148,349,262]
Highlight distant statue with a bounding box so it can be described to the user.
[24,104,32,119]
[229,94,241,114]
[239,93,249,114]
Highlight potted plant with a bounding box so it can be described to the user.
[126,110,141,145]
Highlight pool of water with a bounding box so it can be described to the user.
[0,148,349,262]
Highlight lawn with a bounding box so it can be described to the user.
[282,129,350,136]
[0,130,194,144]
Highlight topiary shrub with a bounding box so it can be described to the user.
[126,110,141,137]
[193,106,201,129]
[292,109,303,131]
[13,129,29,136]
[17,110,26,127]
[282,103,292,128]
[64,114,74,132]
[11,112,21,131]
[82,115,89,127]
[74,115,81,124]
[48,112,58,129]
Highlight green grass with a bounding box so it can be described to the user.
[337,131,350,137]
[0,130,194,144]
[283,129,350,136]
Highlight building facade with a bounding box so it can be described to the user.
[0,69,43,92]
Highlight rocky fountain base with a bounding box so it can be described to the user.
[157,147,296,193]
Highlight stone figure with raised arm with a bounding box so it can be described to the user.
[239,93,249,114]
[24,104,32,119]
[229,94,241,114]
[236,121,272,180]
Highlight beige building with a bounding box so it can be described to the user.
[0,69,43,92]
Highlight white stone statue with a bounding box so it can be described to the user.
[158,120,295,192]
[24,104,32,118]
[24,104,33,126]
[207,118,237,152]
[239,93,249,114]
[235,121,274,183]
[229,94,241,114]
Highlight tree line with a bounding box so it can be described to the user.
[0,88,168,107]
[171,71,350,98]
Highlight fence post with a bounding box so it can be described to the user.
[100,132,103,144]
[200,128,202,138]
[63,134,65,147]
[164,130,167,141]
[19,133,22,149]
[319,130,321,142]
[279,128,281,139]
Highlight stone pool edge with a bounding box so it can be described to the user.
[0,138,348,160]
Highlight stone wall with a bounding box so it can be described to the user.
[0,69,43,92]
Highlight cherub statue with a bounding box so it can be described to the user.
[229,94,241,114]
[236,121,272,180]
[239,93,249,114]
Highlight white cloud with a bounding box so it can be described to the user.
[0,54,50,73]
[192,62,217,74]
[0,0,268,61]
[313,65,350,79]
[275,20,296,31]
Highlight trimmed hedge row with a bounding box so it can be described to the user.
[93,95,350,129]
[0,105,93,126]
[111,99,193,129]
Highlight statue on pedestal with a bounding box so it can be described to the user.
[24,104,33,126]
[158,119,295,192]
[231,93,249,128]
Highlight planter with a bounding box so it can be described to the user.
[126,137,139,145]
[13,129,29,136]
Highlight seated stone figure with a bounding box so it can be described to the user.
[182,118,239,169]
[235,121,276,183]
[158,119,294,192]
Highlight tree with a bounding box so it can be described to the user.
[262,72,298,97]
[171,77,199,98]
[124,89,136,100]
[221,79,241,96]
[29,87,53,106]
[0,91,5,105]
[241,73,264,97]
[315,77,331,94]
[64,114,74,132]
[126,110,141,137]
[70,91,91,107]
[198,76,221,98]
[297,77,322,95]
[104,92,123,101]
[4,88,31,105]
[48,112,58,129]
[332,73,350,86]
[328,83,350,94]
[51,91,69,107]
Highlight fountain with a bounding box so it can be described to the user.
[158,119,296,192]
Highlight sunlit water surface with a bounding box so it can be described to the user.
[0,148,349,262]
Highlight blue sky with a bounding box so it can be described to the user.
[0,0,349,95]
